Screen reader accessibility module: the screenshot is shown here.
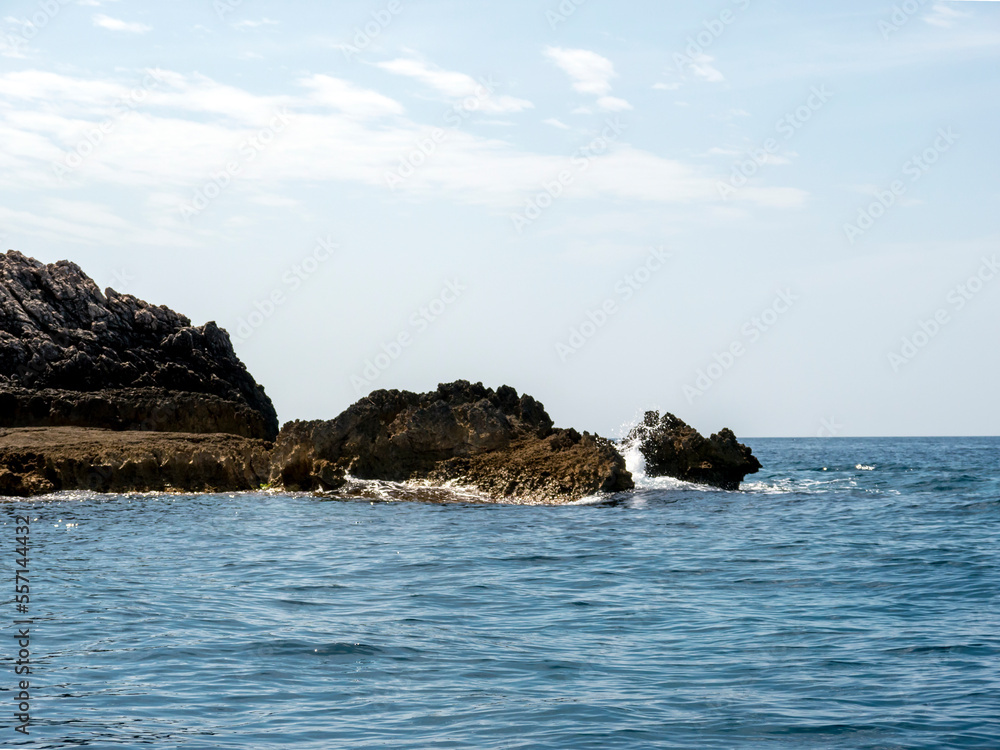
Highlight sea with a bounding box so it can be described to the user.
[2,436,998,749]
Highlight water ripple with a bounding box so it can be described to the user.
[1,436,997,749]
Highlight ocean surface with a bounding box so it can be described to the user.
[3,436,999,749]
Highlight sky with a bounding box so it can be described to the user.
[1,0,998,438]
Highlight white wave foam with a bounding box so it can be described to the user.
[614,418,718,493]
[332,475,495,504]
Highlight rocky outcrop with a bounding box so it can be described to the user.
[0,249,766,500]
[0,250,277,440]
[625,411,760,490]
[270,381,634,502]
[0,426,271,497]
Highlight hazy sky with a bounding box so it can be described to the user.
[1,0,998,437]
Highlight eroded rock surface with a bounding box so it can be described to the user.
[0,427,271,497]
[270,381,634,502]
[625,411,761,490]
[0,250,277,439]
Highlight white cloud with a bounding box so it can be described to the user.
[249,194,299,207]
[596,96,633,112]
[925,2,970,26]
[92,14,151,33]
[235,18,279,29]
[0,69,804,246]
[543,118,570,129]
[1,39,26,60]
[376,58,533,114]
[545,47,633,112]
[687,53,725,83]
[653,82,682,91]
[545,47,616,95]
[298,74,404,118]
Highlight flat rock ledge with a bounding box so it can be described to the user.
[270,381,634,503]
[0,427,271,496]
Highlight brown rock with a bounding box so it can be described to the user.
[0,426,271,497]
[270,381,633,502]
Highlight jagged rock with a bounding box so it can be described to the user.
[625,411,761,490]
[270,381,634,502]
[0,250,277,439]
[0,427,271,497]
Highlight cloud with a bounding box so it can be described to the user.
[543,118,570,129]
[653,82,682,91]
[92,14,151,33]
[235,18,279,29]
[0,68,803,247]
[298,74,404,118]
[545,47,616,95]
[375,58,533,114]
[1,39,26,60]
[687,53,725,83]
[925,3,964,25]
[596,96,633,112]
[545,47,633,111]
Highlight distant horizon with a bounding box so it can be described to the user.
[1,0,996,438]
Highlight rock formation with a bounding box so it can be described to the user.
[625,410,761,490]
[0,427,271,497]
[0,250,277,440]
[270,381,634,502]
[0,251,765,501]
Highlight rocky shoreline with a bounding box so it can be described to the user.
[1,250,760,501]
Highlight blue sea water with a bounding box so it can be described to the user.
[2,436,999,749]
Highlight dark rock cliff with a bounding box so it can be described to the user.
[0,250,277,440]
